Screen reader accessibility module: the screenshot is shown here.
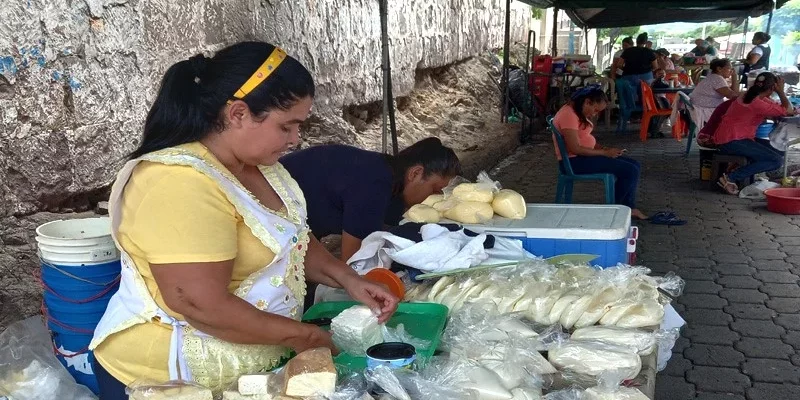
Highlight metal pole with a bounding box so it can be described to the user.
[552,8,559,55]
[766,7,774,34]
[379,0,389,154]
[501,0,511,123]
[740,17,749,60]
[584,27,589,55]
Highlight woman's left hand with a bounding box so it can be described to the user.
[341,274,399,323]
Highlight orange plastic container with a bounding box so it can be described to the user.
[364,269,405,300]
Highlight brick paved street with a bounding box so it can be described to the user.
[490,130,800,400]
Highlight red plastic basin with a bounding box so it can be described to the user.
[765,188,800,215]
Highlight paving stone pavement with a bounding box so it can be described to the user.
[491,131,800,400]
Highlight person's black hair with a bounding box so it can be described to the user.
[570,88,608,128]
[386,137,462,195]
[130,41,315,159]
[636,33,648,45]
[753,32,772,44]
[710,58,731,74]
[743,72,777,104]
[621,37,634,46]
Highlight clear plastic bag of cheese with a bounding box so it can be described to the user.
[422,170,526,224]
[127,380,213,400]
[0,316,97,400]
[582,369,650,400]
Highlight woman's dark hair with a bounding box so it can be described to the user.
[636,33,648,45]
[130,41,315,159]
[743,72,777,104]
[753,32,772,44]
[570,87,608,128]
[710,58,731,74]
[386,138,462,195]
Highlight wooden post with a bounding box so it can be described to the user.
[552,8,559,55]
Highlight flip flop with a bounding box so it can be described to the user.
[649,211,687,226]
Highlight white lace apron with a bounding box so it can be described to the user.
[89,147,309,392]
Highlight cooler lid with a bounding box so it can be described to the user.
[456,204,632,240]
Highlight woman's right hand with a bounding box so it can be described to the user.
[775,76,786,93]
[604,147,624,158]
[291,325,339,355]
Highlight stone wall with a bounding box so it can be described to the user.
[0,0,530,216]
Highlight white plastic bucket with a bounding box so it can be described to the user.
[36,218,120,266]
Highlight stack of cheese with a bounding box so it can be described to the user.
[222,348,337,400]
[404,264,673,329]
[404,174,527,225]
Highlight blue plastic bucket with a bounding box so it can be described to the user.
[37,218,121,395]
[756,122,774,139]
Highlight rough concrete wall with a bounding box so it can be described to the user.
[0,0,529,216]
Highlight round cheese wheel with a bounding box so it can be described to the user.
[404,204,441,223]
[452,183,495,203]
[492,189,527,219]
[443,201,494,224]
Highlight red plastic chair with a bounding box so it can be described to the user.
[639,81,673,142]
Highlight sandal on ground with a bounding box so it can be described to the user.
[648,211,687,226]
[717,174,739,195]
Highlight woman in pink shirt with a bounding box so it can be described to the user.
[715,72,795,194]
[553,87,647,220]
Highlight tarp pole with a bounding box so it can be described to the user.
[378,0,397,154]
[551,8,559,55]
[740,17,749,60]
[501,0,511,123]
[584,27,589,55]
[766,1,775,34]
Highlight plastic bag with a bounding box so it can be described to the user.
[738,179,780,200]
[127,380,213,400]
[547,341,642,381]
[582,370,649,400]
[382,324,432,354]
[443,171,501,201]
[570,327,659,356]
[0,316,97,400]
[543,387,588,400]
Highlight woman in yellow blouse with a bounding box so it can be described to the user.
[89,41,398,398]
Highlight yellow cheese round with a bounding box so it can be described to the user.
[452,183,494,203]
[403,204,441,223]
[492,189,527,219]
[443,201,494,224]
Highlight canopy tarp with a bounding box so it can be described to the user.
[517,0,788,28]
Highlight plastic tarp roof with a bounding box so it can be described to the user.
[518,0,788,28]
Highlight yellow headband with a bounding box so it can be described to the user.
[231,47,287,100]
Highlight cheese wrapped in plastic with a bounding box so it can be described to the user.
[453,183,495,203]
[404,204,441,223]
[444,201,494,224]
[331,306,383,356]
[463,366,514,400]
[511,388,543,400]
[128,381,213,400]
[548,342,642,380]
[585,387,649,400]
[492,189,527,219]
[422,194,445,207]
[283,348,337,398]
[571,326,657,356]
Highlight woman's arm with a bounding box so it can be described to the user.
[340,233,362,263]
[716,87,739,99]
[745,52,761,66]
[151,261,336,354]
[562,128,622,158]
[304,234,398,322]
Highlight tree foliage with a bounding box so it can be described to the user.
[680,22,745,40]
[762,0,800,36]
[598,26,641,45]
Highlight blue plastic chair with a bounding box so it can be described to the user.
[614,79,642,133]
[548,117,616,204]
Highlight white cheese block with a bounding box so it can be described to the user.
[404,204,441,223]
[283,348,337,398]
[453,183,495,203]
[492,189,527,219]
[548,342,642,380]
[331,306,383,355]
[443,201,495,224]
[571,326,656,355]
[238,375,270,395]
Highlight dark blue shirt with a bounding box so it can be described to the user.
[280,145,405,240]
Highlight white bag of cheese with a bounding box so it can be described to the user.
[548,341,642,380]
[492,189,527,219]
[127,381,213,400]
[443,201,494,224]
[404,204,441,223]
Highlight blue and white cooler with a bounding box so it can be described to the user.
[458,204,637,268]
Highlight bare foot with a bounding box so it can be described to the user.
[632,209,648,220]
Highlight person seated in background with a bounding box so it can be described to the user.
[690,38,708,56]
[689,58,740,132]
[705,37,719,57]
[656,49,677,72]
[714,73,795,195]
[281,137,461,262]
[648,69,676,137]
[621,33,658,102]
[552,86,648,220]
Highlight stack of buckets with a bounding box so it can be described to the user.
[36,217,121,395]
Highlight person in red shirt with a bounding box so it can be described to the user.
[715,72,795,194]
[553,86,647,220]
